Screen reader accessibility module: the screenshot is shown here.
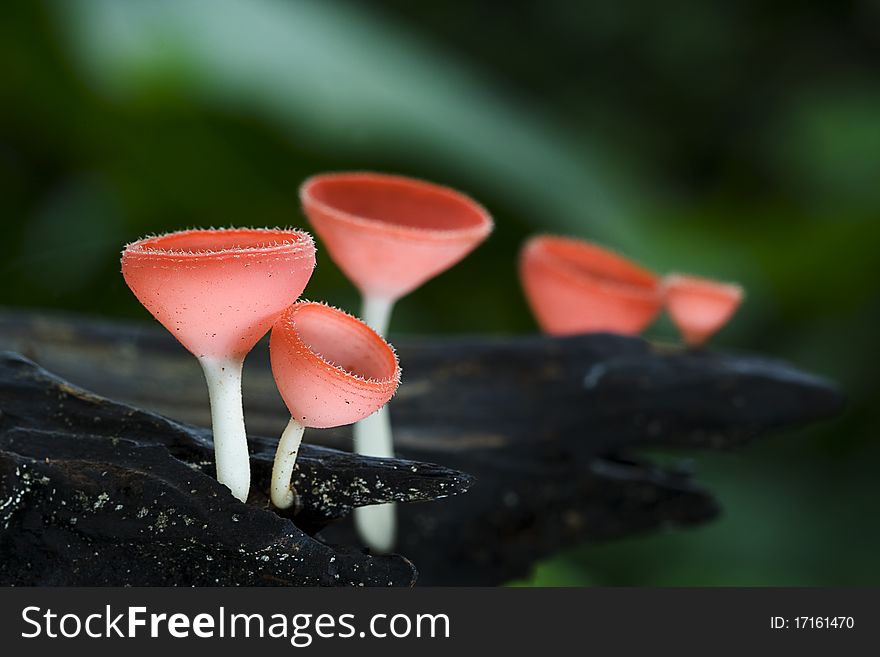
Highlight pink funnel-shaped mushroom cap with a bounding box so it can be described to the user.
[301,172,493,302]
[122,228,316,360]
[663,274,744,346]
[519,235,662,336]
[270,302,401,429]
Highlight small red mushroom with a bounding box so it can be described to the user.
[300,171,492,550]
[662,274,744,346]
[268,301,400,510]
[121,228,316,501]
[519,235,662,336]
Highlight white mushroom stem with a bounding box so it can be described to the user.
[199,356,250,502]
[361,295,394,337]
[271,417,306,509]
[353,410,397,552]
[353,294,397,553]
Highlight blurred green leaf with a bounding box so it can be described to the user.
[54,0,639,246]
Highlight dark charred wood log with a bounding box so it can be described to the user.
[0,352,472,586]
[0,310,845,585]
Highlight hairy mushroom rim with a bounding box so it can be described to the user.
[125,227,314,256]
[281,302,400,388]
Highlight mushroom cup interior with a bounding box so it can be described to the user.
[293,304,398,383]
[306,173,491,234]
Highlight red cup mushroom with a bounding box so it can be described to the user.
[268,301,400,510]
[300,171,492,550]
[300,171,494,325]
[519,235,662,336]
[662,273,744,346]
[121,228,316,501]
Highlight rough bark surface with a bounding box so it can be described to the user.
[0,352,472,586]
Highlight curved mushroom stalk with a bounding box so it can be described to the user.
[519,235,663,336]
[121,228,316,501]
[268,302,400,513]
[270,417,306,510]
[663,274,744,346]
[301,172,493,551]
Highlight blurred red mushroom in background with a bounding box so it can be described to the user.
[519,235,662,336]
[300,171,492,551]
[663,274,744,346]
[268,301,400,510]
[121,228,316,501]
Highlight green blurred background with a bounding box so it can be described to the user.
[1,0,877,585]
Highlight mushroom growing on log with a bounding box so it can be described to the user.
[269,302,401,510]
[0,310,845,585]
[121,228,317,501]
